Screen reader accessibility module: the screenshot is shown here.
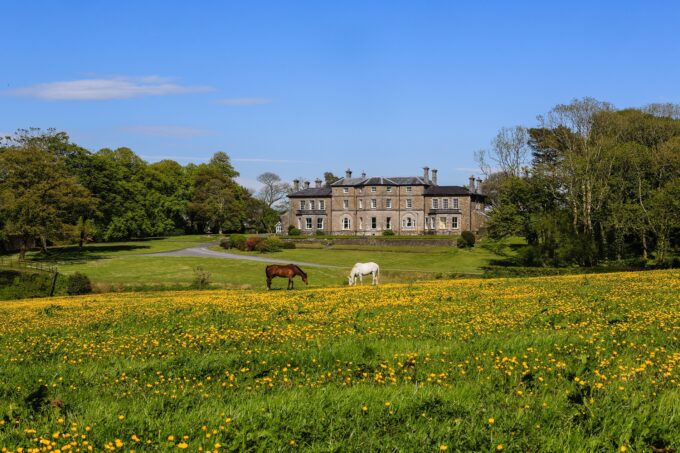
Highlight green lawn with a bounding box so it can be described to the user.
[5,235,510,293]
[212,243,500,274]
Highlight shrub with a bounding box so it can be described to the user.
[255,236,283,253]
[382,229,395,236]
[230,234,247,251]
[456,237,468,248]
[281,241,296,249]
[288,227,301,236]
[66,272,92,295]
[461,231,476,248]
[315,229,325,236]
[192,266,211,289]
[219,237,231,249]
[245,236,265,251]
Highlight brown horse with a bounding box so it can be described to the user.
[265,264,308,290]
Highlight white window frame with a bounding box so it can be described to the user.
[300,200,306,210]
[386,186,392,192]
[439,217,446,229]
[406,198,412,209]
[452,198,459,209]
[309,200,315,210]
[432,199,439,209]
[371,186,377,192]
[342,217,351,230]
[319,200,325,210]
[386,199,392,209]
[386,217,392,230]
[316,218,323,230]
[452,216,459,229]
[402,216,414,229]
[406,186,412,193]
[443,198,449,209]
[371,199,377,209]
[343,187,349,193]
[305,217,313,229]
[343,199,349,209]
[359,199,363,209]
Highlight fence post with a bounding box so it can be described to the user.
[49,271,59,297]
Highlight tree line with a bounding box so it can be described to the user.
[0,129,284,257]
[478,98,680,266]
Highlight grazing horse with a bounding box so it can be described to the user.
[348,262,380,286]
[266,264,308,290]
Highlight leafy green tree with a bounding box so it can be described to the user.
[0,144,97,257]
[189,152,247,233]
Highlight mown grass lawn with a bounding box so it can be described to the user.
[1,270,678,452]
[6,236,510,292]
[210,243,501,274]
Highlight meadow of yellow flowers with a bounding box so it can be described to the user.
[0,270,678,452]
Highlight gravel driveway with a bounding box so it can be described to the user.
[143,244,343,268]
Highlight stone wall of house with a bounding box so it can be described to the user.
[288,185,486,236]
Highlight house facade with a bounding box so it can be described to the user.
[284,167,487,236]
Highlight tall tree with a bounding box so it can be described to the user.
[0,144,96,257]
[256,172,290,208]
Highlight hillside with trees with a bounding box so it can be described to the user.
[478,98,680,266]
[0,129,281,253]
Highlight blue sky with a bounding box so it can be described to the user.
[2,1,679,189]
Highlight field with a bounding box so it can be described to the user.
[4,236,506,292]
[1,270,678,452]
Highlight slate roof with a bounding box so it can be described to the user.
[331,176,432,186]
[287,187,332,198]
[424,185,471,196]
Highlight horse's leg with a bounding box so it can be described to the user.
[266,277,271,290]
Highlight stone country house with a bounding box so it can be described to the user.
[283,167,487,236]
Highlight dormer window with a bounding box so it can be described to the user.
[371,186,376,192]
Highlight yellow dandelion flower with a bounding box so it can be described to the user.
[177,442,188,449]
[496,444,503,451]
[440,445,449,451]
[488,418,495,425]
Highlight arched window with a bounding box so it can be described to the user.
[402,216,414,229]
[342,217,351,230]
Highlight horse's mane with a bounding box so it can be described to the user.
[292,264,307,277]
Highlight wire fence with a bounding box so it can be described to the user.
[0,257,58,275]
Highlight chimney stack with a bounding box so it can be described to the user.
[423,166,430,182]
[345,168,352,179]
[361,171,366,178]
[304,180,310,189]
[469,175,476,193]
[476,177,483,194]
[431,169,438,185]
[293,179,300,191]
[315,178,322,188]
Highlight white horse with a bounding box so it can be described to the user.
[348,262,380,286]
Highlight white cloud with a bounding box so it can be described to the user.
[3,76,213,101]
[123,125,212,138]
[216,97,271,106]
